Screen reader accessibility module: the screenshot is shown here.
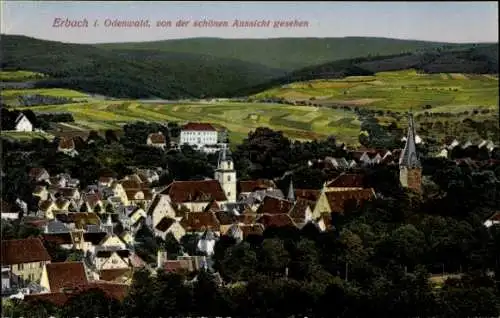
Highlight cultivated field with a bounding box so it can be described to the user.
[8,101,362,145]
[255,69,499,112]
[3,69,498,146]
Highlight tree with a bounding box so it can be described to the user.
[220,242,258,282]
[62,288,122,318]
[258,238,290,277]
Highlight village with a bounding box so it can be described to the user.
[2,109,499,311]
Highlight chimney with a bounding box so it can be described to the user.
[157,249,167,269]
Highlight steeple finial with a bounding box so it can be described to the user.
[287,177,295,202]
[399,111,421,168]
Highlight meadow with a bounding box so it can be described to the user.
[254,69,499,113]
[2,69,498,146]
[7,100,362,145]
[0,70,46,82]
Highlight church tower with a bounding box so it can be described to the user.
[214,144,237,203]
[399,111,422,193]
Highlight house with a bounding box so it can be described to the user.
[197,229,218,256]
[160,180,228,212]
[324,157,357,170]
[125,189,153,206]
[23,281,129,306]
[146,132,167,149]
[39,262,88,293]
[227,223,264,242]
[33,185,50,201]
[179,122,219,153]
[98,268,133,284]
[154,217,186,242]
[241,188,285,211]
[1,199,22,220]
[29,168,50,182]
[324,173,366,191]
[146,194,180,229]
[256,214,296,229]
[1,238,51,289]
[14,113,33,132]
[237,179,277,199]
[92,234,131,271]
[288,198,314,228]
[484,212,500,228]
[57,137,78,156]
[99,176,115,187]
[180,211,221,235]
[312,189,376,219]
[256,196,294,215]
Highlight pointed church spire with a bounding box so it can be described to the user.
[399,111,421,168]
[287,177,295,202]
[217,143,232,168]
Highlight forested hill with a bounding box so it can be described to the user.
[1,35,498,100]
[0,34,286,99]
[97,37,484,71]
[235,44,499,96]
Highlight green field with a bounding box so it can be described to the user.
[0,70,46,82]
[9,100,362,145]
[1,131,54,141]
[254,69,499,112]
[4,68,498,146]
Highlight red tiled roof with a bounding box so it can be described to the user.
[238,213,258,225]
[164,260,192,273]
[24,293,68,306]
[487,212,500,222]
[42,233,73,245]
[326,173,365,188]
[1,238,51,265]
[183,122,216,131]
[99,176,113,183]
[26,282,129,305]
[204,200,220,212]
[294,189,321,202]
[58,137,75,150]
[121,179,143,190]
[148,132,166,144]
[29,168,49,180]
[99,268,132,282]
[240,224,265,237]
[45,262,88,292]
[256,214,296,229]
[180,211,220,232]
[325,189,375,213]
[161,180,227,203]
[289,198,314,223]
[256,196,293,215]
[238,179,276,193]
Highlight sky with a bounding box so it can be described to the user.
[1,1,498,44]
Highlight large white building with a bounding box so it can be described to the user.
[179,122,219,153]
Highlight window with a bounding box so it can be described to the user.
[227,175,231,182]
[18,264,23,271]
[227,192,231,198]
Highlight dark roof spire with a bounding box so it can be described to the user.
[399,111,421,168]
[217,144,232,168]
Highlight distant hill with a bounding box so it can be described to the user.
[1,35,497,100]
[235,44,499,96]
[97,37,487,71]
[0,34,285,99]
